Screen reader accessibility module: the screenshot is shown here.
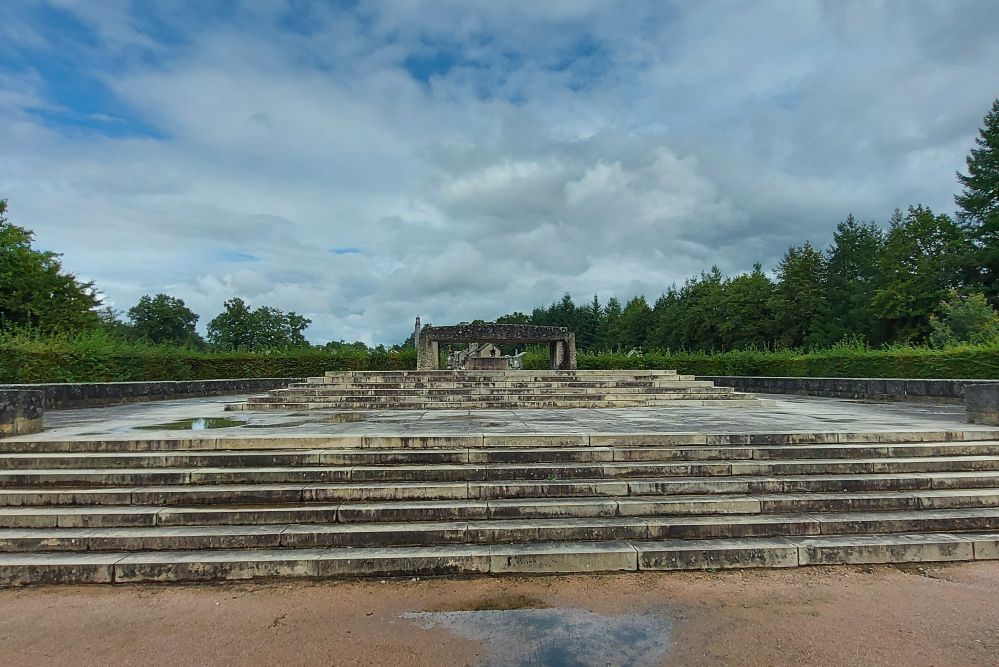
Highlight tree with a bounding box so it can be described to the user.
[618,296,653,350]
[872,206,971,342]
[811,215,884,346]
[720,264,775,350]
[956,98,999,303]
[0,199,100,333]
[207,298,312,350]
[598,297,623,350]
[672,267,726,351]
[127,294,203,347]
[929,291,999,348]
[773,242,825,348]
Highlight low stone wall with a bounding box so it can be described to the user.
[0,378,303,410]
[698,376,999,404]
[0,389,44,437]
[966,385,999,425]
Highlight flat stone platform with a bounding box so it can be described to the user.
[6,394,991,442]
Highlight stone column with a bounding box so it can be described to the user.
[417,338,440,370]
[565,333,577,370]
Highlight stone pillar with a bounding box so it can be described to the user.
[565,333,577,370]
[417,337,440,370]
[548,342,559,370]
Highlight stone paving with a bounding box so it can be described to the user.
[6,392,988,442]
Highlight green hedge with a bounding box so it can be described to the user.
[523,345,999,379]
[0,337,417,383]
[4,335,998,383]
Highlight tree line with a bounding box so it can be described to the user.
[493,99,999,353]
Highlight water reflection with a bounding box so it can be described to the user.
[403,607,671,667]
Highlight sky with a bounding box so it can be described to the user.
[2,1,998,345]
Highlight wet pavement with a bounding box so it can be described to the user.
[7,393,989,441]
[1,562,997,666]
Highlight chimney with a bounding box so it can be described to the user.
[414,316,422,350]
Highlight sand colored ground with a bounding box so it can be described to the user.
[1,562,997,666]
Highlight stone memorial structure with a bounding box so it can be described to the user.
[416,323,577,370]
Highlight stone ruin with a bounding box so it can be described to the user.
[414,320,577,371]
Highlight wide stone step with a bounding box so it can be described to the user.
[3,456,999,487]
[2,489,998,528]
[2,531,997,584]
[241,398,769,411]
[8,431,999,454]
[6,471,999,506]
[2,508,999,553]
[7,441,999,469]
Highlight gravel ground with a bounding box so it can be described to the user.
[1,562,997,666]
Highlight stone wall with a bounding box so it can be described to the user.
[0,389,44,437]
[0,378,303,410]
[965,385,999,425]
[698,376,999,404]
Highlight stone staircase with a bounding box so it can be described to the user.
[231,370,767,411]
[2,430,999,584]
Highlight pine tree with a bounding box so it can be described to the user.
[871,206,970,342]
[810,215,884,346]
[773,242,826,348]
[956,98,999,303]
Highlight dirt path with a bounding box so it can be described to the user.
[1,563,997,666]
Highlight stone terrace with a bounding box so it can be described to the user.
[2,394,999,585]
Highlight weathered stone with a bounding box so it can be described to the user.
[966,384,999,425]
[488,541,637,573]
[0,390,44,438]
[637,538,799,570]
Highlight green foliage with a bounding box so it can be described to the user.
[810,215,884,347]
[0,199,101,334]
[956,98,999,303]
[128,294,203,347]
[0,331,415,383]
[929,291,999,348]
[207,297,311,351]
[773,242,825,348]
[522,341,999,379]
[872,206,970,342]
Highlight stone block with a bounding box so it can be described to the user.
[0,553,122,585]
[488,541,638,574]
[0,390,44,438]
[966,384,999,425]
[115,549,323,582]
[795,534,974,565]
[637,538,799,570]
[321,545,491,577]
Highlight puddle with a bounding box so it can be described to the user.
[403,607,671,667]
[135,417,246,431]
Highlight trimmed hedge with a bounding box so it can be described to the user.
[0,340,417,383]
[3,336,998,383]
[523,346,999,379]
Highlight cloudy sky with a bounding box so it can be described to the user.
[2,1,997,344]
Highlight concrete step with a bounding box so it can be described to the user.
[6,471,999,506]
[6,441,999,469]
[2,532,996,585]
[3,456,999,487]
[2,508,999,553]
[238,399,770,411]
[2,489,997,528]
[6,431,999,455]
[282,382,725,393]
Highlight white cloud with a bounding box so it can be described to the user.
[1,0,997,344]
